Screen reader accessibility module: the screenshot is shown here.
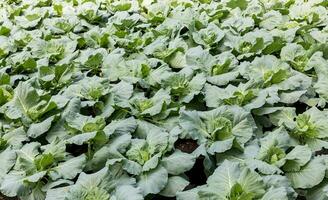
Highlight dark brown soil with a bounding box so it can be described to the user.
[0,194,19,200]
[185,156,207,188]
[174,139,198,153]
[315,148,328,156]
[175,138,207,190]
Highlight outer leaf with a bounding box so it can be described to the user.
[161,150,196,175]
[137,166,168,195]
[48,155,86,180]
[160,176,189,197]
[286,157,326,189]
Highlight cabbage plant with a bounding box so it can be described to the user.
[0,0,328,200]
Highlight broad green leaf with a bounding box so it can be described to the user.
[286,157,326,189]
[49,155,86,180]
[160,176,189,197]
[137,166,168,195]
[161,150,196,175]
[27,116,55,138]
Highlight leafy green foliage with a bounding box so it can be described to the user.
[0,0,328,199]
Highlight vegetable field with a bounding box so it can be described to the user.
[1,0,328,199]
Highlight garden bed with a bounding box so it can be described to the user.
[1,0,328,199]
